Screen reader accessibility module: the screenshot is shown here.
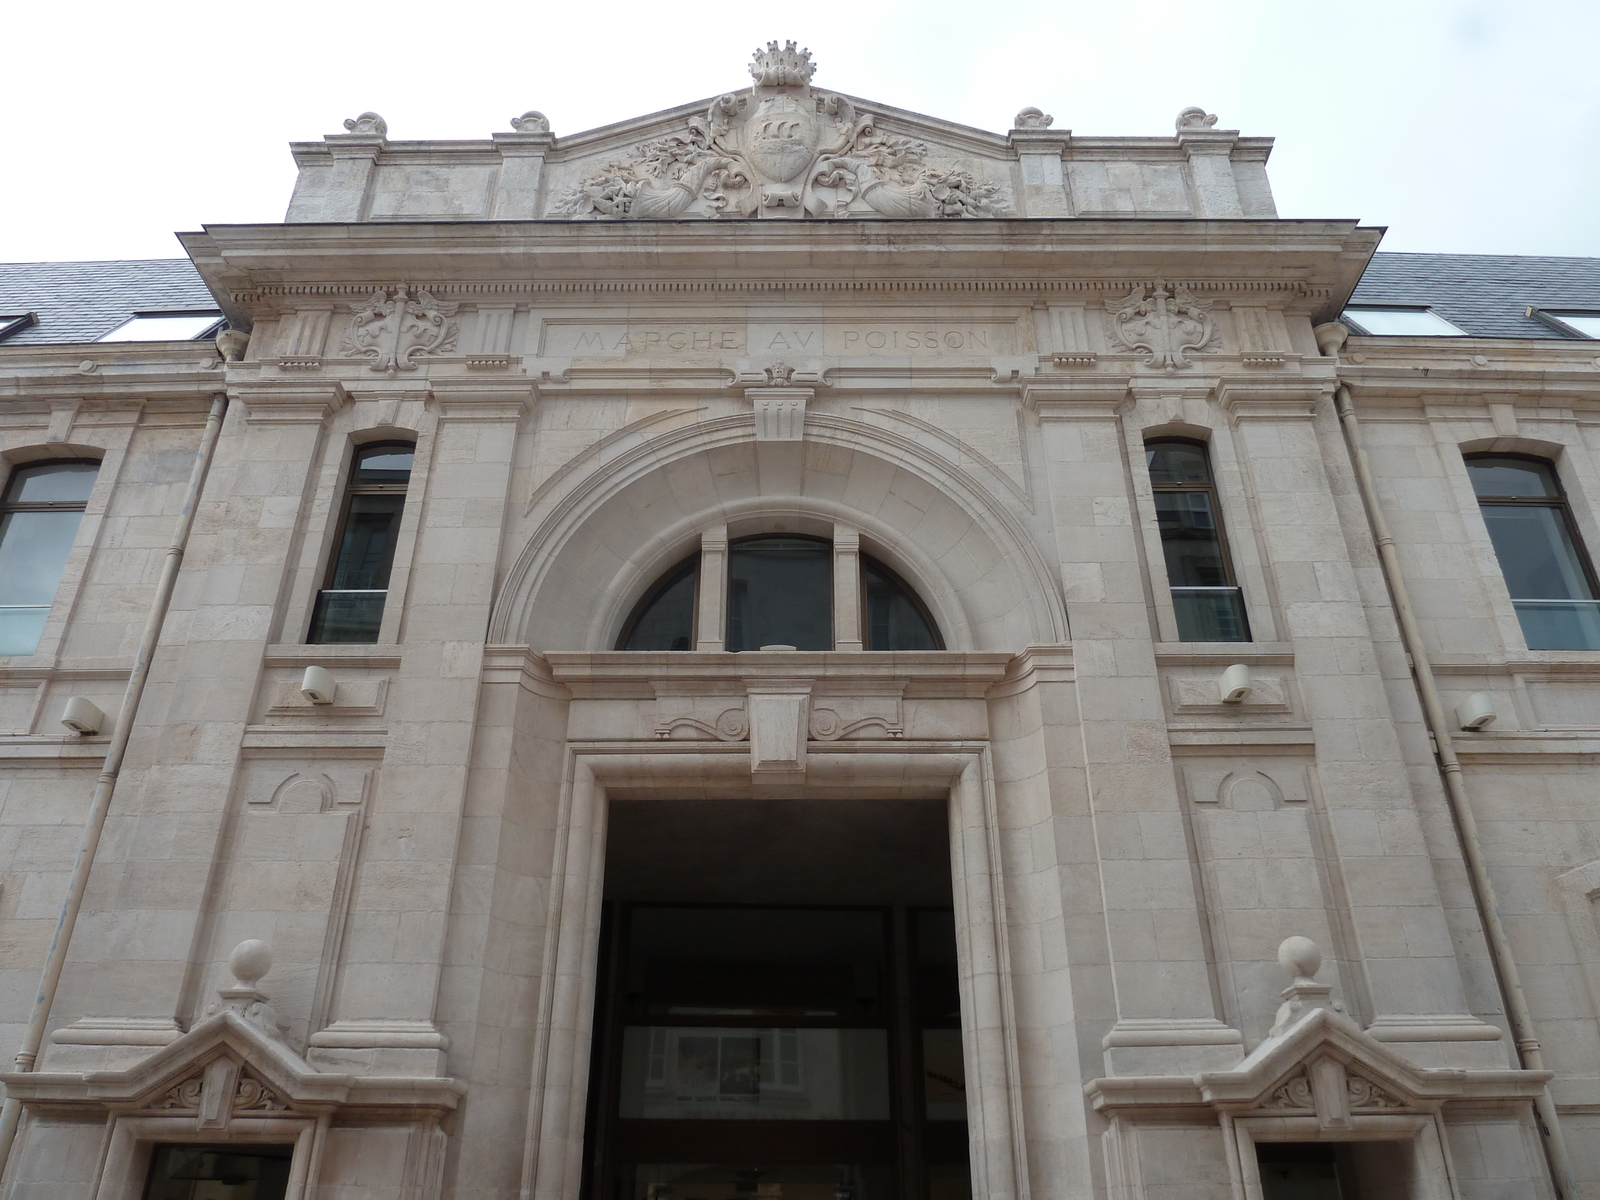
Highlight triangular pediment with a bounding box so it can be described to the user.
[1200,1008,1429,1112]
[540,42,1020,222]
[1,1010,462,1119]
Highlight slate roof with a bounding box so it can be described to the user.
[2,250,1599,347]
[1349,252,1600,340]
[0,259,219,347]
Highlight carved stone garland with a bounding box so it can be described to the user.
[555,41,1010,221]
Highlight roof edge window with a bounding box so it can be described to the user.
[1528,309,1600,340]
[0,314,38,343]
[1341,306,1466,337]
[97,311,226,343]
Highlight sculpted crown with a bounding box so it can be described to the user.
[749,40,815,88]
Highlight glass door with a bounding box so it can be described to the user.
[586,903,968,1200]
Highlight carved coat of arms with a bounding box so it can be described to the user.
[555,41,1009,220]
[340,286,459,373]
[1105,280,1221,371]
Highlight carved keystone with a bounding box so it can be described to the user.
[747,680,811,773]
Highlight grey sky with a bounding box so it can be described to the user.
[5,0,1596,262]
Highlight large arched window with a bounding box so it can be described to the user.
[1466,454,1600,650]
[616,533,942,652]
[0,459,98,657]
[1145,439,1250,642]
[308,442,414,644]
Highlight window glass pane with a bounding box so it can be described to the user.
[618,1026,890,1120]
[621,561,697,651]
[1512,601,1600,651]
[98,314,224,342]
[307,590,387,644]
[626,907,885,1021]
[353,445,414,485]
[143,1144,293,1200]
[1171,588,1250,642]
[1479,505,1595,600]
[1145,442,1212,485]
[1154,492,1227,586]
[1466,457,1558,499]
[727,537,832,651]
[4,461,98,504]
[327,494,405,590]
[1552,313,1600,338]
[622,1163,891,1200]
[922,1029,967,1121]
[1341,308,1465,336]
[863,559,940,650]
[0,510,85,606]
[0,608,50,658]
[913,910,960,1027]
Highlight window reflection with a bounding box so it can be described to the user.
[1145,440,1249,642]
[728,536,833,651]
[620,557,697,651]
[308,442,413,644]
[1467,455,1600,650]
[615,536,944,652]
[0,460,98,657]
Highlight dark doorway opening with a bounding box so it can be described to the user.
[586,800,969,1200]
[142,1144,294,1200]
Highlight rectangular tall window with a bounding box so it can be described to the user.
[0,460,98,657]
[308,443,413,644]
[1146,440,1250,641]
[1467,455,1600,650]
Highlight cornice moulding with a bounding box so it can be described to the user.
[181,219,1379,319]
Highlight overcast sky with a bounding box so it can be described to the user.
[5,0,1597,263]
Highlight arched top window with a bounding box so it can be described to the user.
[309,442,415,644]
[618,555,698,651]
[0,459,100,657]
[616,533,942,652]
[1466,453,1600,650]
[1145,438,1250,642]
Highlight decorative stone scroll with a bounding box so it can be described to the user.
[554,41,1010,220]
[1105,279,1220,370]
[341,286,459,373]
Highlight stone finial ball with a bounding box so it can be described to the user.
[1277,935,1322,982]
[230,939,273,987]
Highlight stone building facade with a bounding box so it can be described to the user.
[2,40,1600,1200]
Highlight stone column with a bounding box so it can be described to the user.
[1217,378,1506,1066]
[491,122,554,218]
[319,130,385,222]
[696,526,728,652]
[1025,381,1244,1074]
[833,524,863,651]
[44,381,348,1065]
[308,378,531,1075]
[1177,125,1244,218]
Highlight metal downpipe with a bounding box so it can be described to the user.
[1331,374,1578,1199]
[0,391,229,1177]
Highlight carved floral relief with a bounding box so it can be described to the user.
[554,42,1010,221]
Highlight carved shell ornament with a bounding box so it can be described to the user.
[554,41,1011,220]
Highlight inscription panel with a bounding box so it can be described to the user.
[541,319,1021,358]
